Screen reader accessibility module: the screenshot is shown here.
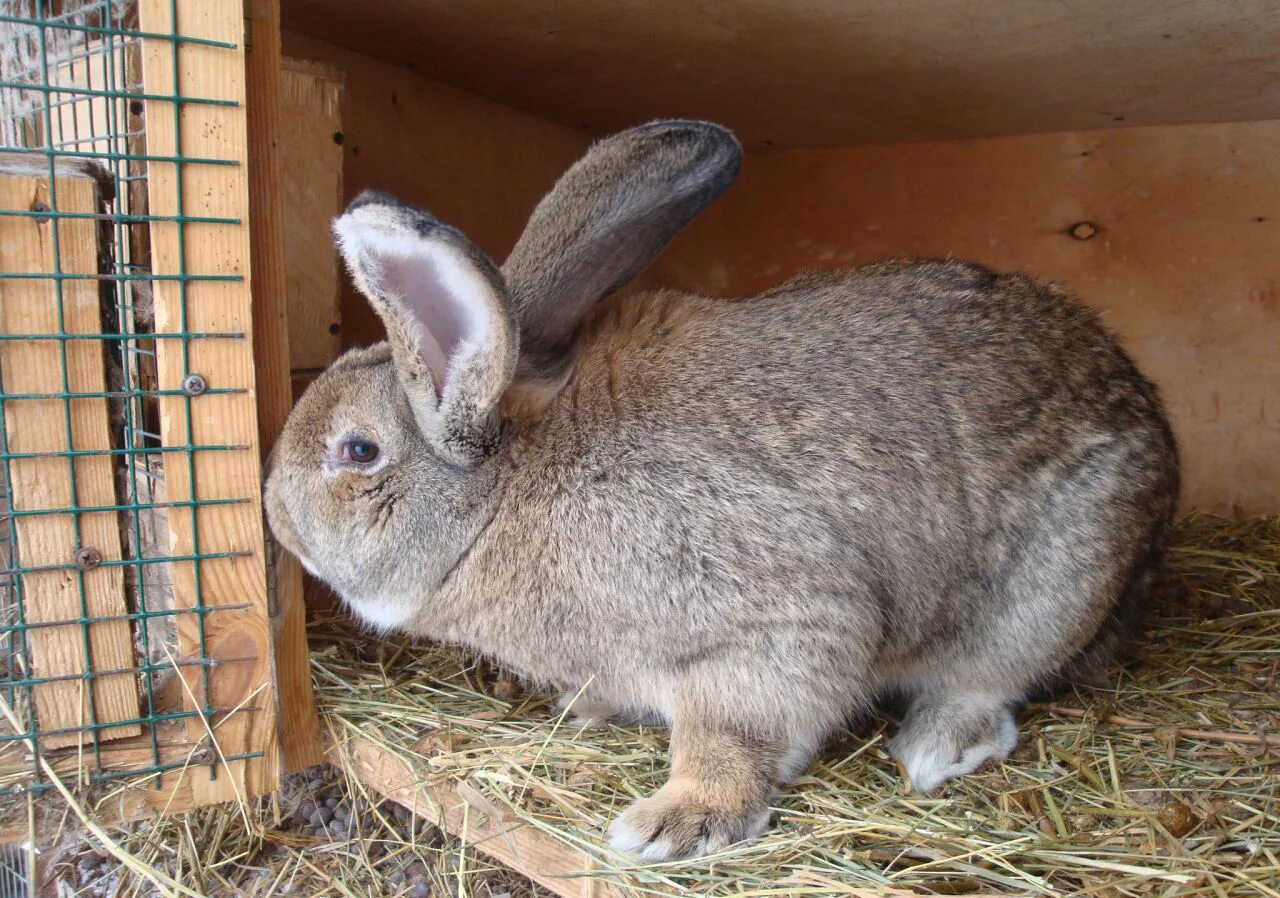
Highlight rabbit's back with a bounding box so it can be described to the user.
[571,259,1173,507]
[509,259,1177,692]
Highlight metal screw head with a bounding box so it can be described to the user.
[74,547,102,571]
[181,372,208,396]
[29,200,51,223]
[191,743,217,765]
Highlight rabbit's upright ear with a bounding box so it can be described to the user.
[333,192,517,467]
[503,120,741,384]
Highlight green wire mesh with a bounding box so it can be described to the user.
[0,0,263,798]
[0,844,25,898]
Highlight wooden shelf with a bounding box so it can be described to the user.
[282,0,1280,149]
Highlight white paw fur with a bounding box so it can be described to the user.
[892,702,1019,794]
[607,803,771,861]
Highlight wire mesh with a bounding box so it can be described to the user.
[0,843,26,898]
[0,0,265,803]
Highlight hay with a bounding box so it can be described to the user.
[34,514,1280,896]
[35,759,546,898]
[312,514,1280,897]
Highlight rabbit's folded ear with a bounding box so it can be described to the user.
[503,120,741,383]
[333,191,518,467]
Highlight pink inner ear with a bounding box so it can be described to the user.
[380,252,464,392]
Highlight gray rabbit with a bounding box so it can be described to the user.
[265,121,1179,860]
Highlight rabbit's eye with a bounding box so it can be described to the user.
[341,439,380,465]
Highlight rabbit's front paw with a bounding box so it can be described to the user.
[608,778,771,860]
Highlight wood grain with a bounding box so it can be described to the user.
[648,121,1280,515]
[0,169,140,750]
[138,0,279,803]
[334,737,631,898]
[281,0,1280,149]
[280,56,343,376]
[245,0,325,775]
[0,712,273,835]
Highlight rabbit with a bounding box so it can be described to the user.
[264,120,1179,861]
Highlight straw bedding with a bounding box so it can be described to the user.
[47,514,1280,896]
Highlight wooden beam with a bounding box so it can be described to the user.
[0,709,273,839]
[333,737,630,898]
[244,1,324,775]
[281,0,1280,149]
[0,167,140,750]
[137,0,279,803]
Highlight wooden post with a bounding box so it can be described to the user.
[137,0,279,803]
[0,166,140,749]
[244,0,325,774]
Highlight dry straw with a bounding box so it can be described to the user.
[42,514,1280,896]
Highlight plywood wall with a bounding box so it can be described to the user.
[647,121,1280,515]
[275,31,1275,515]
[280,31,591,349]
[280,57,344,389]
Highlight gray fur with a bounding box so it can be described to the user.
[503,120,741,387]
[265,121,1179,860]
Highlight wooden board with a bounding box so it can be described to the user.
[646,120,1280,515]
[0,169,140,749]
[245,2,325,775]
[0,713,273,838]
[335,737,631,898]
[279,31,590,350]
[137,0,279,803]
[281,0,1280,149]
[256,37,1280,516]
[280,56,343,378]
